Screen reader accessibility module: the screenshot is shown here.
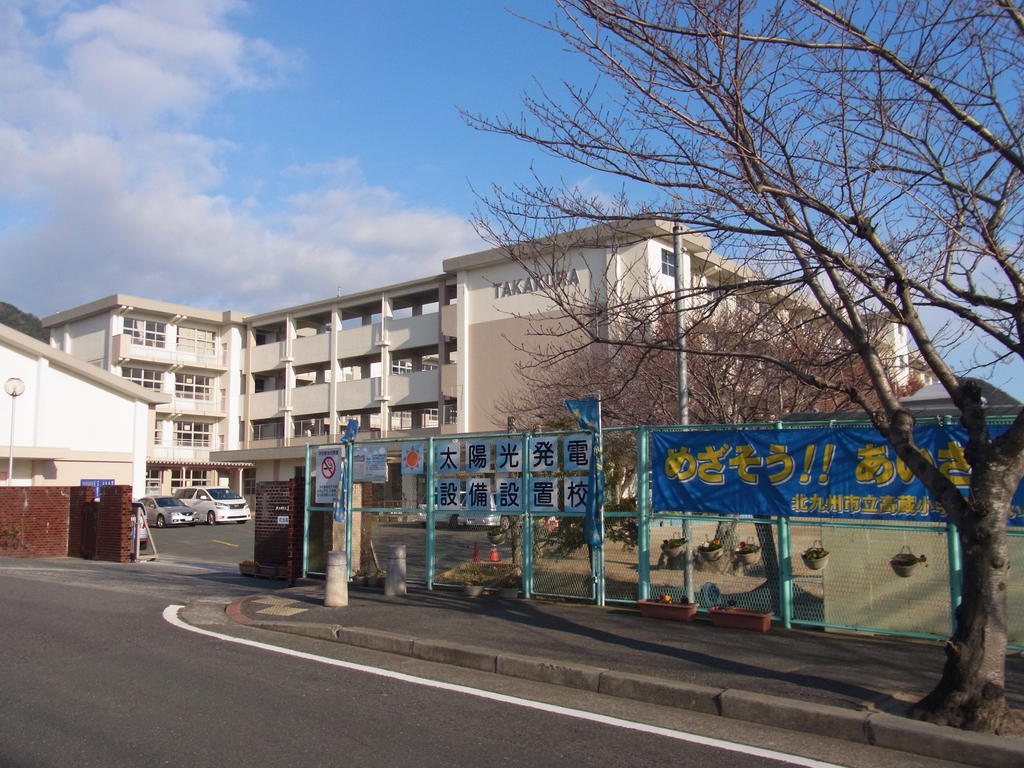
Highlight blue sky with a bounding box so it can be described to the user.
[0,0,584,315]
[1,1,1021,400]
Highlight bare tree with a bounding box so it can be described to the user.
[467,0,1024,733]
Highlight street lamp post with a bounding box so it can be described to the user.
[5,377,25,486]
[672,225,695,602]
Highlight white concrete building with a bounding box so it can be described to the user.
[1,323,166,496]
[43,219,882,494]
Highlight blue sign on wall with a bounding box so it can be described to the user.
[651,425,1024,525]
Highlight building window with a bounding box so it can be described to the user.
[123,317,166,348]
[153,421,163,444]
[171,469,207,489]
[252,420,283,441]
[175,373,213,400]
[177,326,216,356]
[391,359,413,375]
[145,469,161,495]
[174,421,211,447]
[661,249,677,279]
[390,410,412,430]
[443,402,458,425]
[243,468,256,496]
[422,408,439,428]
[123,367,163,390]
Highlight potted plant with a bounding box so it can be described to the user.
[351,569,369,587]
[463,575,485,597]
[697,537,724,562]
[733,540,761,566]
[238,559,258,577]
[492,571,522,599]
[374,569,386,587]
[801,542,829,570]
[637,593,697,621]
[890,548,927,577]
[660,537,687,557]
[709,600,772,632]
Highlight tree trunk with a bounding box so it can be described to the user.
[912,488,1017,733]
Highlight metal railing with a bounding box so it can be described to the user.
[297,423,1023,648]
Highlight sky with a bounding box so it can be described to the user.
[1,0,1021,401]
[0,0,584,316]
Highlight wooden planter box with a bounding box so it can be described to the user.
[256,564,288,580]
[637,599,698,622]
[238,562,258,577]
[709,607,772,632]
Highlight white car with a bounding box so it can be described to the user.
[174,486,251,525]
[137,495,196,527]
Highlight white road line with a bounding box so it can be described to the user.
[164,604,846,768]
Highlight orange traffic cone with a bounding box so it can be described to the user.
[489,543,499,562]
[471,541,480,562]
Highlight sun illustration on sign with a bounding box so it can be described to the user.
[404,445,423,472]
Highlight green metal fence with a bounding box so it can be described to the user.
[303,422,1024,649]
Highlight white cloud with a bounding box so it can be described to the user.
[0,0,482,317]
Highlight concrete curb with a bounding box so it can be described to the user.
[226,604,1024,768]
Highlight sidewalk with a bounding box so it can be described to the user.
[217,581,1024,768]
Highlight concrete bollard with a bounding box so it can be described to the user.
[385,543,407,597]
[324,549,349,607]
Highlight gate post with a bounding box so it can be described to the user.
[637,427,651,602]
[947,522,962,634]
[778,516,793,628]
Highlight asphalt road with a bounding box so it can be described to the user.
[0,557,974,768]
[0,563,776,768]
[147,517,254,564]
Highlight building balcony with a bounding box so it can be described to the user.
[389,312,441,351]
[389,369,439,406]
[440,303,457,339]
[337,377,377,412]
[250,339,287,373]
[155,395,227,417]
[292,332,330,366]
[248,388,288,420]
[113,334,228,370]
[440,363,458,399]
[149,445,214,463]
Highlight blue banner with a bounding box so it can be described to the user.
[651,424,1024,525]
[565,398,604,548]
[331,419,360,523]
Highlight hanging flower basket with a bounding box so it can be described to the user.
[733,541,761,566]
[890,547,927,577]
[638,596,697,622]
[660,537,687,557]
[801,541,829,571]
[697,537,724,562]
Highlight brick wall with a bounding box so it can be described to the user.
[0,485,132,561]
[95,485,133,563]
[254,479,304,583]
[68,486,96,558]
[0,487,71,557]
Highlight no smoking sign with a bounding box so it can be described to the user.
[321,455,337,480]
